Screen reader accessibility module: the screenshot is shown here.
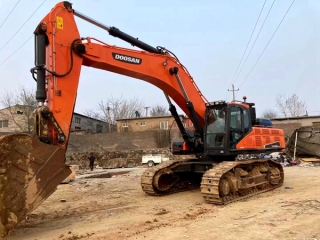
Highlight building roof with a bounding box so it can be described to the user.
[271,115,320,121]
[73,112,112,124]
[116,114,184,121]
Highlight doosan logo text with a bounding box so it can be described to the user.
[115,54,140,63]
[112,53,142,65]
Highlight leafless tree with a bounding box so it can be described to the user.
[262,109,278,119]
[85,95,144,124]
[276,93,307,117]
[83,109,102,120]
[0,86,38,132]
[150,104,170,116]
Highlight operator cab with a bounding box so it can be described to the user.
[204,97,267,156]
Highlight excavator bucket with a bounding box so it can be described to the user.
[0,133,71,238]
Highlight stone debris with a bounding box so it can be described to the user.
[236,152,320,167]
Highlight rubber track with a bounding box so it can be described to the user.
[200,159,284,205]
[141,158,199,196]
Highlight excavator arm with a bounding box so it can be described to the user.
[0,1,208,237]
[31,1,208,151]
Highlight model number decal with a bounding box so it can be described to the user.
[112,53,142,65]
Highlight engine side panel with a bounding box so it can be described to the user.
[236,127,286,150]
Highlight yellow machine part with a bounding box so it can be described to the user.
[0,133,71,238]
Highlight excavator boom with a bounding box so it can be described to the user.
[34,2,207,139]
[30,1,208,148]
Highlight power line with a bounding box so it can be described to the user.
[233,0,275,85]
[0,0,22,30]
[0,36,32,67]
[237,0,296,91]
[0,0,47,54]
[226,0,267,101]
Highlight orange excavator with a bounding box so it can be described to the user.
[0,1,286,237]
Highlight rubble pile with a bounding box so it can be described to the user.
[236,152,320,167]
[269,153,300,167]
[297,158,320,167]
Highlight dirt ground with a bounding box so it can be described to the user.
[7,165,320,240]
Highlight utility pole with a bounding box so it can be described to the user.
[228,84,239,102]
[144,106,150,117]
[106,106,111,133]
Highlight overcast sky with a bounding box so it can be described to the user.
[0,0,319,118]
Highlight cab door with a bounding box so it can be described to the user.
[228,106,251,148]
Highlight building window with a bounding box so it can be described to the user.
[87,120,93,126]
[75,117,81,124]
[140,122,146,126]
[0,120,9,128]
[160,121,168,130]
[122,122,128,127]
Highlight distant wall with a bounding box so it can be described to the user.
[65,129,193,169]
[272,123,301,137]
[271,116,320,137]
[67,129,183,153]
